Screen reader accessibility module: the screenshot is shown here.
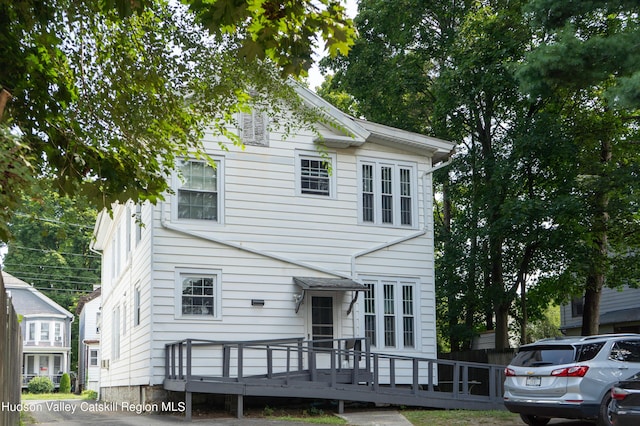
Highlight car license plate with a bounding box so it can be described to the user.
[526,376,541,386]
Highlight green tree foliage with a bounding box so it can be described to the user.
[520,1,640,335]
[519,0,640,109]
[323,0,640,348]
[3,182,101,370]
[0,0,355,240]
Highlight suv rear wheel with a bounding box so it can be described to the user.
[597,392,613,426]
[519,414,550,426]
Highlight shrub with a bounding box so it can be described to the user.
[27,376,54,394]
[59,373,71,393]
[81,390,98,400]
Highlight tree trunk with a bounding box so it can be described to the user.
[581,275,603,335]
[581,139,611,335]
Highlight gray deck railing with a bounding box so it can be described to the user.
[164,337,506,420]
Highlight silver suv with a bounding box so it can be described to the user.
[503,334,640,426]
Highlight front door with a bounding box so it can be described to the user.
[311,295,334,348]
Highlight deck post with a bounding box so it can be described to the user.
[452,362,460,397]
[237,395,243,419]
[165,345,170,379]
[337,400,344,414]
[389,358,396,388]
[427,360,434,392]
[178,342,184,379]
[373,354,379,392]
[186,340,192,381]
[412,358,419,395]
[185,391,192,422]
[223,345,230,377]
[462,364,469,395]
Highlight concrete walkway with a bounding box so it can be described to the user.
[337,411,413,425]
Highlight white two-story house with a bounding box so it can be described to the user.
[91,84,455,404]
[3,271,74,389]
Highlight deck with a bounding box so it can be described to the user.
[163,337,506,421]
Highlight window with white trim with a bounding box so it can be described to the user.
[177,159,220,221]
[112,306,120,360]
[90,349,99,367]
[361,277,417,349]
[296,152,336,198]
[359,159,417,227]
[40,322,50,341]
[28,322,36,341]
[54,322,62,343]
[134,287,141,326]
[176,270,222,319]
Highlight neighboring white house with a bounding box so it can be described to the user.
[76,287,101,393]
[2,271,74,389]
[561,285,640,336]
[91,84,455,404]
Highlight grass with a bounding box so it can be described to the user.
[402,409,520,425]
[21,391,95,401]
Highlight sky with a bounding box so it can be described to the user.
[306,0,358,91]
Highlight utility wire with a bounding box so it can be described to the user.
[13,212,94,229]
[9,245,101,258]
[3,263,100,272]
[7,274,99,287]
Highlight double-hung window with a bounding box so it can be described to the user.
[359,159,417,227]
[90,349,99,367]
[176,269,222,319]
[40,322,50,341]
[177,159,221,222]
[361,277,417,349]
[296,152,336,197]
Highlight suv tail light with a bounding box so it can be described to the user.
[551,366,589,377]
[504,368,516,377]
[611,387,629,401]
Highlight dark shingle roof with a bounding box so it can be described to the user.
[3,271,73,318]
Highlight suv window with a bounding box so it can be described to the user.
[609,340,640,362]
[510,345,575,367]
[575,342,605,361]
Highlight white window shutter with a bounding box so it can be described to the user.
[241,111,268,146]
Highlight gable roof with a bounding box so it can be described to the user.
[2,271,73,319]
[75,286,101,315]
[294,83,455,162]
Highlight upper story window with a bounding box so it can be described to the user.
[28,322,36,341]
[40,322,50,341]
[359,159,417,227]
[54,322,62,343]
[296,152,336,198]
[175,269,222,320]
[240,111,268,146]
[177,159,221,222]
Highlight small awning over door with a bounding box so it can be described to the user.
[293,277,366,314]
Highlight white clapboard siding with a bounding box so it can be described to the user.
[94,88,453,389]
